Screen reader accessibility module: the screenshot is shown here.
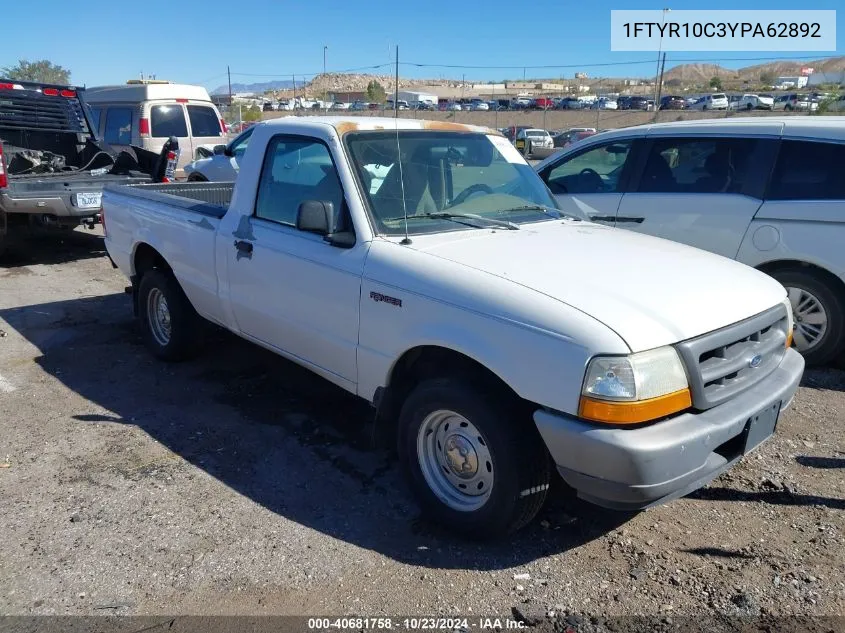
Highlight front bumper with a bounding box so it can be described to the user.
[533,348,804,511]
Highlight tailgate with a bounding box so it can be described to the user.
[3,173,149,217]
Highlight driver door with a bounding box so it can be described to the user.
[537,139,637,226]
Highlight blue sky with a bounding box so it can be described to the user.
[2,0,842,90]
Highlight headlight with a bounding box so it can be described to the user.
[782,297,794,348]
[579,347,691,425]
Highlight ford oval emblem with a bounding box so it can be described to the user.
[749,354,763,368]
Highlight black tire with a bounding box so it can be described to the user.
[398,377,551,538]
[785,104,793,111]
[0,210,7,259]
[746,103,753,111]
[137,269,203,361]
[771,268,845,366]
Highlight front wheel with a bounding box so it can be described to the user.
[398,377,551,538]
[772,269,845,366]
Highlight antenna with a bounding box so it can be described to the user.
[394,46,411,245]
[396,112,411,245]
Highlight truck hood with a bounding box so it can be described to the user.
[409,221,785,352]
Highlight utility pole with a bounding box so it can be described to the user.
[655,52,667,121]
[653,8,671,108]
[394,45,399,119]
[292,74,297,110]
[323,45,328,113]
[227,66,232,106]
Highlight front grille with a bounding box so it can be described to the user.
[675,304,788,410]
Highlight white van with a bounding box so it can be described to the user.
[85,81,227,176]
[535,117,845,365]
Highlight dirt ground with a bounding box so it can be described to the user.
[0,229,843,627]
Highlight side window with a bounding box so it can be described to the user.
[186,105,221,137]
[104,107,132,145]
[768,140,845,201]
[545,141,632,194]
[88,107,102,136]
[636,137,757,194]
[255,136,343,227]
[150,104,188,138]
[229,128,253,160]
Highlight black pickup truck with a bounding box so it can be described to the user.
[0,79,162,257]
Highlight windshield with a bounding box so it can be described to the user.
[345,131,559,236]
[526,130,547,137]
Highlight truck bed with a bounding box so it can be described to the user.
[104,181,234,219]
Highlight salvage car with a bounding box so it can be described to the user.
[0,80,158,257]
[514,128,554,157]
[103,116,803,538]
[535,117,845,365]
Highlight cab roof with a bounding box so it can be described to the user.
[261,115,500,136]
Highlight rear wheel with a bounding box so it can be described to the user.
[398,377,551,538]
[137,270,203,361]
[772,269,845,366]
[0,210,7,259]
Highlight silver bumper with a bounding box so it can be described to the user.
[533,348,804,510]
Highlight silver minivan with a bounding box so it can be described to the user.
[85,81,227,177]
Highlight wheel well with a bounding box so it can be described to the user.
[133,243,171,278]
[376,346,523,442]
[756,260,845,302]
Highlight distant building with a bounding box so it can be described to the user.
[472,83,505,91]
[775,76,808,89]
[808,72,845,87]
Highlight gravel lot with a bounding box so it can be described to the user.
[0,229,843,625]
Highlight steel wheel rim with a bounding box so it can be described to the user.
[416,409,494,512]
[787,286,828,352]
[146,288,172,347]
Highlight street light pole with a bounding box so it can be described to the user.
[653,8,670,112]
[323,45,328,113]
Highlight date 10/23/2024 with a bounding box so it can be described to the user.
[306,617,540,630]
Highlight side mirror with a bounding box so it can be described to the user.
[213,144,227,156]
[296,200,356,248]
[297,200,333,235]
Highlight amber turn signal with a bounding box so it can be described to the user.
[579,388,693,425]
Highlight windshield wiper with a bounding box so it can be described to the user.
[383,212,520,230]
[500,204,585,222]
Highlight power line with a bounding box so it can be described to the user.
[402,60,656,70]
[401,53,844,72]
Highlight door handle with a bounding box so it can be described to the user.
[234,240,253,257]
[591,215,616,222]
[615,216,645,224]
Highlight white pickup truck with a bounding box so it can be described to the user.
[103,117,804,538]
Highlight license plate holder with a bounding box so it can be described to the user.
[74,192,102,210]
[742,401,781,454]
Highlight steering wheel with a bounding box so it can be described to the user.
[578,168,605,192]
[450,183,494,207]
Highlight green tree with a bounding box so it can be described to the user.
[709,76,722,91]
[366,80,386,103]
[2,59,70,84]
[242,104,262,122]
[759,71,775,87]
